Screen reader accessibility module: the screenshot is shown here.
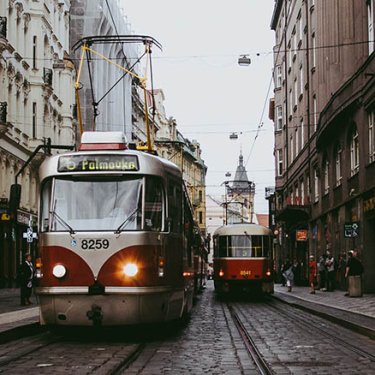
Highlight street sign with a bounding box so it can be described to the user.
[344,222,359,238]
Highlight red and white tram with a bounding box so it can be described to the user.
[35,132,197,326]
[213,223,274,295]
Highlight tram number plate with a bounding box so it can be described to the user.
[81,239,109,250]
[240,270,251,276]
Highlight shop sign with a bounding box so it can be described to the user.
[344,222,359,238]
[296,229,308,241]
[17,210,37,226]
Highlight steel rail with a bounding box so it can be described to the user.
[227,304,275,375]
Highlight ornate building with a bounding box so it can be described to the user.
[0,0,75,286]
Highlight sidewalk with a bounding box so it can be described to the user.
[273,284,375,339]
[0,288,39,342]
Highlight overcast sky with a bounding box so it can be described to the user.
[121,0,276,214]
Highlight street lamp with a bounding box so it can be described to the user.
[238,54,251,66]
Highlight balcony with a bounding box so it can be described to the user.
[276,196,310,224]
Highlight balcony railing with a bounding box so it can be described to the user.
[286,196,310,206]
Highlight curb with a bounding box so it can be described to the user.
[271,293,375,340]
[0,320,43,344]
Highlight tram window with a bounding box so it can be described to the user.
[263,236,270,257]
[144,177,164,231]
[218,236,228,257]
[40,179,52,232]
[47,176,143,232]
[167,180,182,233]
[252,236,263,257]
[229,235,251,257]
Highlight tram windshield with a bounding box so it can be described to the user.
[214,235,271,258]
[40,175,164,232]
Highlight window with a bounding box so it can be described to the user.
[292,27,297,58]
[299,65,304,96]
[323,159,329,195]
[335,145,342,186]
[32,36,37,69]
[276,65,282,88]
[290,134,294,162]
[368,0,374,54]
[300,118,304,148]
[32,102,37,138]
[294,78,298,107]
[299,11,303,42]
[289,89,293,114]
[311,33,316,69]
[295,126,299,155]
[199,211,203,225]
[276,105,283,130]
[277,149,283,176]
[314,167,319,202]
[350,127,359,176]
[369,110,375,162]
[313,95,317,131]
[300,179,305,204]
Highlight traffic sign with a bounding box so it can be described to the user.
[344,222,359,238]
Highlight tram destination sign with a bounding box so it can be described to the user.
[58,154,139,172]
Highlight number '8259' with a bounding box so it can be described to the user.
[81,239,109,250]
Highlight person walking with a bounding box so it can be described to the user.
[283,261,294,292]
[19,253,34,306]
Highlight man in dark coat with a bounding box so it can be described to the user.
[19,253,34,305]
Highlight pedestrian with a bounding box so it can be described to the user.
[317,254,327,291]
[19,253,34,306]
[325,252,335,291]
[308,255,317,294]
[337,253,347,290]
[282,261,294,292]
[344,250,364,296]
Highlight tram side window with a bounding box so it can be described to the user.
[218,236,228,257]
[167,181,182,233]
[263,236,270,257]
[252,236,264,257]
[144,177,164,231]
[40,179,52,232]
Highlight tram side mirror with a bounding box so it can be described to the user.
[9,183,21,217]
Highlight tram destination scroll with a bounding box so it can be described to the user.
[58,154,139,172]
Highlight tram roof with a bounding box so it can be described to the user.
[213,223,272,237]
[38,149,181,181]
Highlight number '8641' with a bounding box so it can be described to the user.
[81,239,109,250]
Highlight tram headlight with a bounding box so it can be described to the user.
[52,264,66,278]
[123,263,138,277]
[219,269,224,277]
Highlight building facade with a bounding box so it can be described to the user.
[0,0,75,286]
[156,117,207,235]
[270,0,375,291]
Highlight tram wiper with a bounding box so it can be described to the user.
[115,207,139,234]
[50,210,76,235]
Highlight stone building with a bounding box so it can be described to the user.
[270,0,375,291]
[155,116,207,235]
[0,0,75,286]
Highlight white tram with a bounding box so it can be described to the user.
[35,132,196,326]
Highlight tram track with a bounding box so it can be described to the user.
[226,304,275,375]
[265,300,375,362]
